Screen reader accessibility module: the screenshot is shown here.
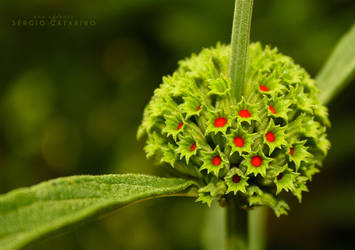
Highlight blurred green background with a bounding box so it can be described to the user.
[0,0,355,249]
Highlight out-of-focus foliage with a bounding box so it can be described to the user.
[0,0,354,249]
[317,23,355,104]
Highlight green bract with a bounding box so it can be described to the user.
[138,43,330,216]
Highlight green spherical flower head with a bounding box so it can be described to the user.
[138,43,330,216]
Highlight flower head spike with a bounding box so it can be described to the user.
[205,109,233,136]
[274,168,298,195]
[263,119,287,155]
[266,96,292,121]
[243,148,272,177]
[138,43,330,216]
[225,168,249,195]
[177,135,200,164]
[288,140,312,171]
[207,75,231,96]
[235,97,259,125]
[200,146,228,177]
[227,125,255,156]
[180,95,204,119]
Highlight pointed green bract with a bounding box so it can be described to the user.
[267,97,291,121]
[208,76,232,96]
[247,186,290,217]
[160,143,178,166]
[243,149,272,177]
[288,141,312,170]
[0,174,198,250]
[227,125,255,156]
[177,135,199,164]
[225,168,249,195]
[138,43,330,216]
[196,192,215,207]
[205,110,233,135]
[235,97,259,125]
[200,146,228,177]
[263,119,287,155]
[274,169,298,194]
[196,181,226,207]
[180,95,203,119]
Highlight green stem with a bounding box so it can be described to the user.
[225,2,254,250]
[228,0,254,101]
[226,197,248,250]
[248,207,267,250]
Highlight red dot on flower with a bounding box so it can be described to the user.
[260,85,269,92]
[277,173,283,180]
[251,156,262,167]
[190,143,196,152]
[196,105,201,111]
[212,156,222,166]
[290,147,294,156]
[177,122,183,130]
[238,109,251,118]
[266,132,275,142]
[232,174,241,183]
[268,105,276,114]
[214,117,227,127]
[234,137,245,147]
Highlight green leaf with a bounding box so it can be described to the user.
[0,174,198,250]
[317,22,355,104]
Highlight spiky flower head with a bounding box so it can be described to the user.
[138,43,330,216]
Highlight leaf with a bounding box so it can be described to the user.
[0,174,198,250]
[317,22,355,104]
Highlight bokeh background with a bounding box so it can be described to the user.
[0,0,355,249]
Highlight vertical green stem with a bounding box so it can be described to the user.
[248,207,267,250]
[226,197,248,250]
[228,0,254,101]
[226,1,254,249]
